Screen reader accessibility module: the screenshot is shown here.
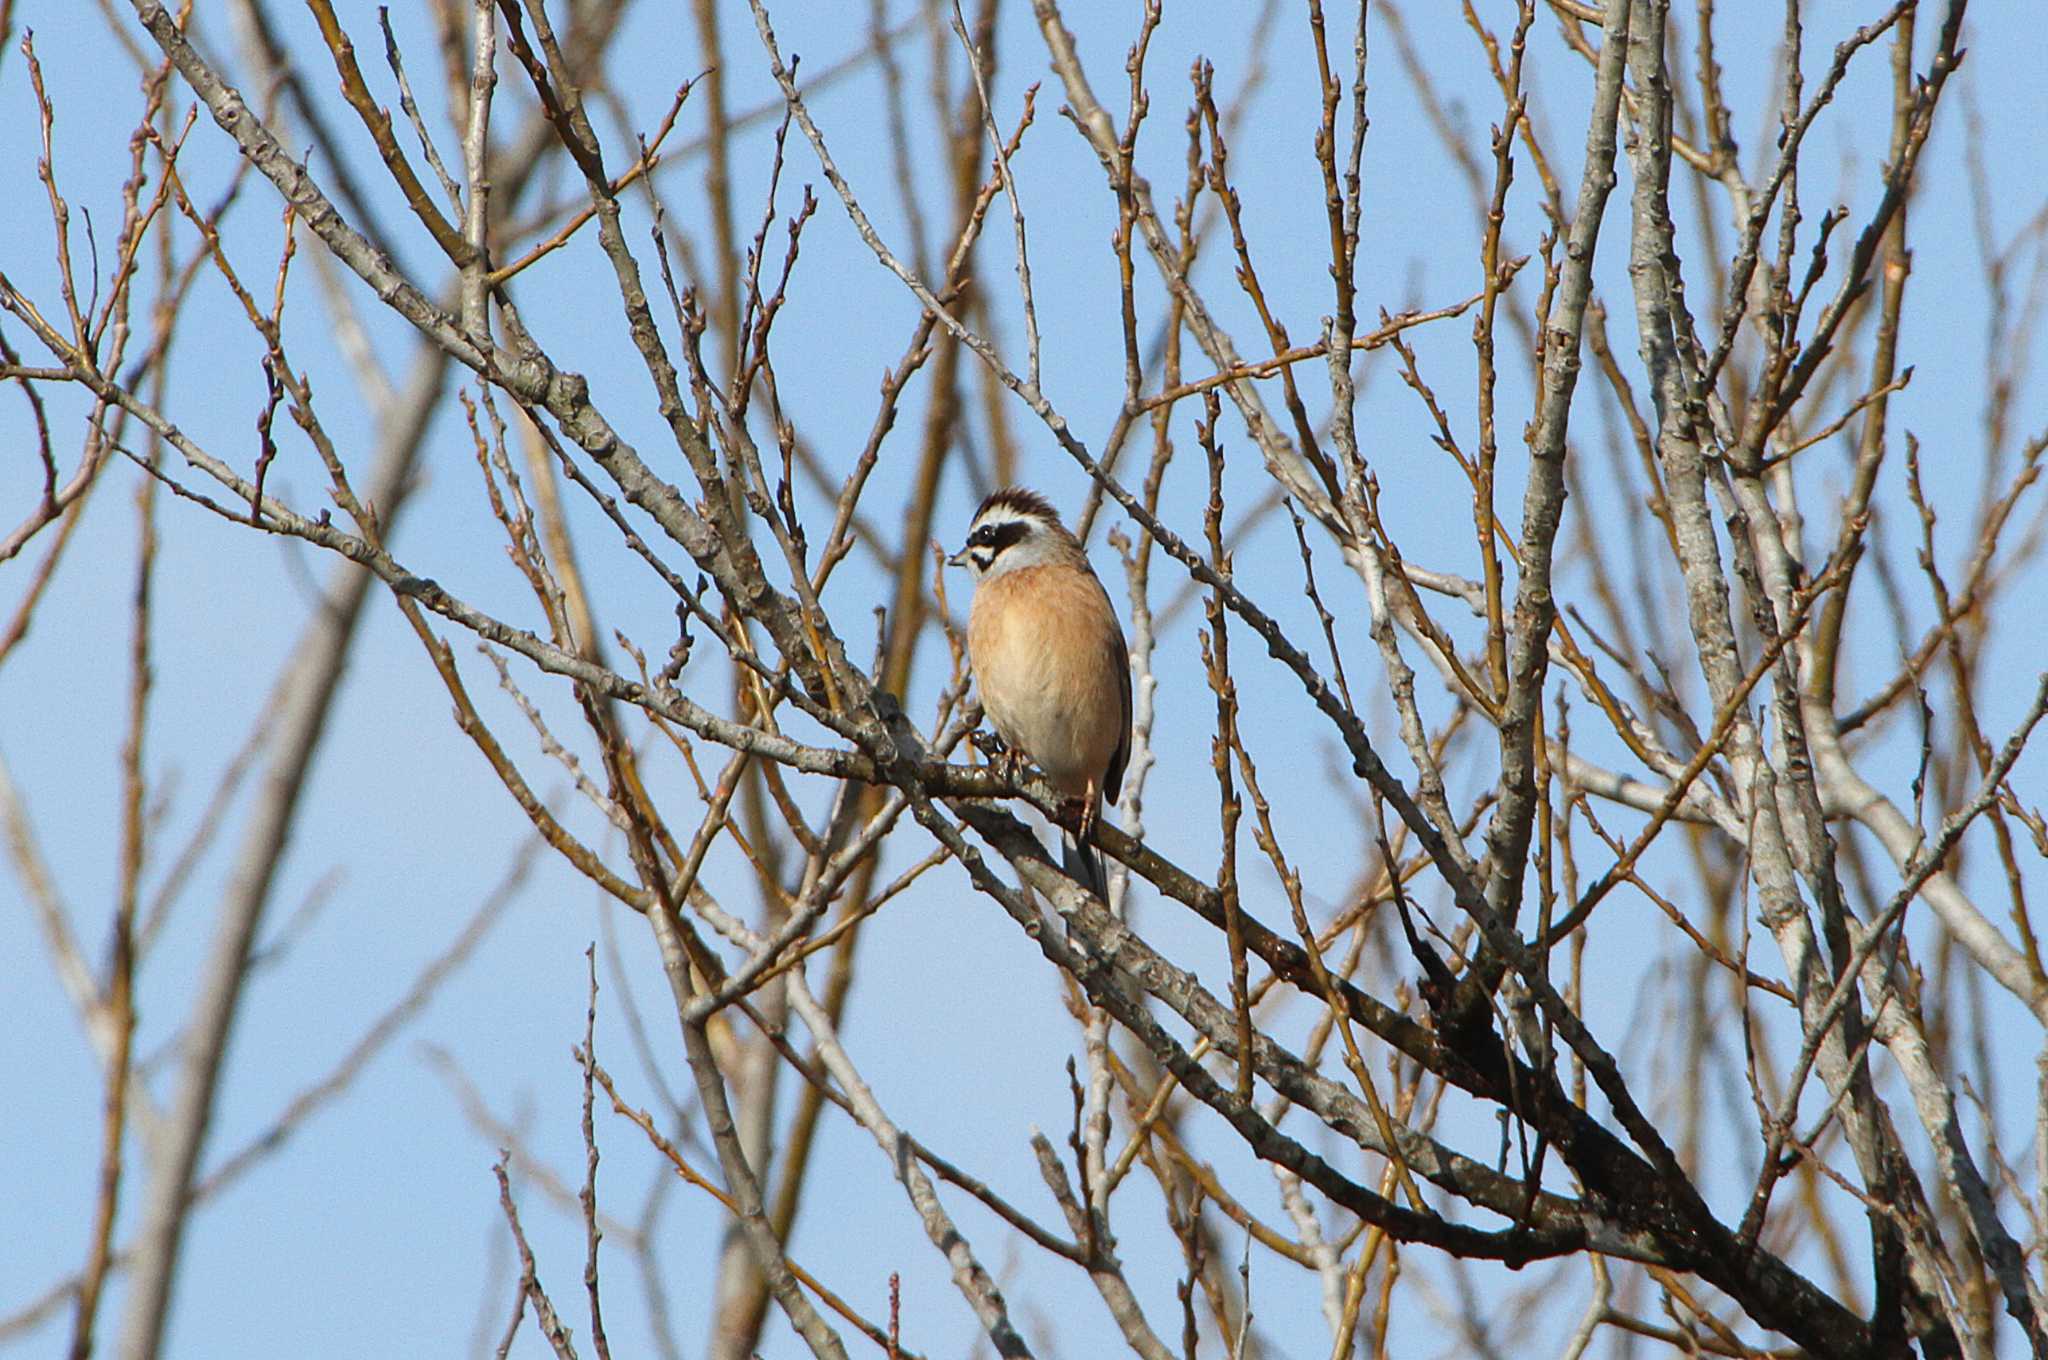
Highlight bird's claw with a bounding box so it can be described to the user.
[1073,781,1100,842]
[971,729,1029,787]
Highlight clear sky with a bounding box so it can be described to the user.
[3,1,2044,1356]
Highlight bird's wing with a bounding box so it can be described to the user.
[1105,612,1132,806]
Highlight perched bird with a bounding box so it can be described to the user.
[949,486,1132,901]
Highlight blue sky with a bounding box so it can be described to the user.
[4,1,2045,1356]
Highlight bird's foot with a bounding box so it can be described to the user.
[970,729,1029,788]
[1071,785,1100,843]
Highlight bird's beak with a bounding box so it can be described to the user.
[946,546,971,568]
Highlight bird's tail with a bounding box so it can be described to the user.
[1060,825,1110,903]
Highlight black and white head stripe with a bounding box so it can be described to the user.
[975,486,1060,526]
[957,486,1067,575]
[962,515,1032,564]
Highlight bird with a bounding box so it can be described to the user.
[948,486,1132,902]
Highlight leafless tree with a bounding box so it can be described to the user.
[4,1,2046,1357]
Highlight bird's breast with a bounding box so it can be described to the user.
[968,565,1124,797]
